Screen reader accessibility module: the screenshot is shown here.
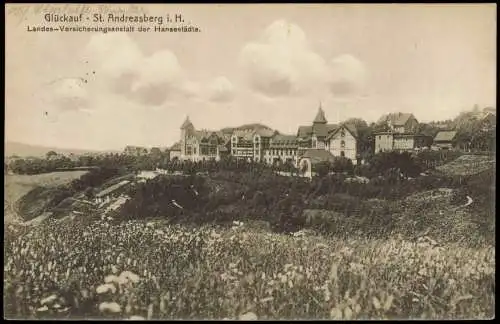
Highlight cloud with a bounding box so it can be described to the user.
[208,76,235,102]
[328,54,367,96]
[83,34,198,106]
[240,19,326,97]
[240,19,367,98]
[35,77,89,119]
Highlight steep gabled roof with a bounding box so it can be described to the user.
[270,134,298,148]
[181,116,194,129]
[313,107,328,124]
[297,125,313,138]
[326,124,339,133]
[312,124,329,137]
[301,149,336,165]
[434,131,457,142]
[170,141,181,151]
[327,123,359,140]
[378,113,416,126]
[193,130,220,141]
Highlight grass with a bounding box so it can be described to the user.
[3,159,495,320]
[436,155,495,176]
[4,218,495,320]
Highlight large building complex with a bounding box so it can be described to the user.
[170,104,364,166]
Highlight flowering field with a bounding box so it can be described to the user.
[4,217,494,320]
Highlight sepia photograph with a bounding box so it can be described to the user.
[4,3,496,320]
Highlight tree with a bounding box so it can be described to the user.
[332,157,354,174]
[46,151,58,159]
[314,161,331,178]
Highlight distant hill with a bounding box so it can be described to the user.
[5,141,119,158]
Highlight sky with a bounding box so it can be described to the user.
[5,4,496,150]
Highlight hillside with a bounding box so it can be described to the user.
[435,154,495,176]
[4,171,88,224]
[5,141,119,158]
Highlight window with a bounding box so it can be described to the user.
[340,151,345,157]
[341,140,346,148]
[186,146,192,155]
[193,147,197,155]
[340,129,346,137]
[378,136,382,140]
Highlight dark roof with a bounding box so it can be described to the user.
[96,180,130,198]
[327,123,358,140]
[434,131,457,142]
[270,134,298,148]
[181,116,194,129]
[193,130,220,141]
[170,141,181,151]
[215,132,232,144]
[297,124,338,138]
[297,125,312,138]
[313,107,328,124]
[300,149,336,165]
[378,113,416,126]
[312,124,328,137]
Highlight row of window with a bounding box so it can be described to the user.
[266,149,297,156]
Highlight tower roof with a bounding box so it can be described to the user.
[181,116,193,129]
[313,104,327,124]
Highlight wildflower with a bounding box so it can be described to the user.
[260,296,274,303]
[96,283,116,294]
[147,303,154,320]
[114,274,128,285]
[239,312,258,320]
[99,301,122,313]
[330,307,342,319]
[120,271,140,284]
[105,275,119,284]
[41,294,58,305]
[343,306,353,320]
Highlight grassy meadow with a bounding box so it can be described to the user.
[4,216,495,320]
[3,159,495,320]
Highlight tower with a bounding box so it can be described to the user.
[311,103,327,149]
[313,102,328,125]
[180,116,194,157]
